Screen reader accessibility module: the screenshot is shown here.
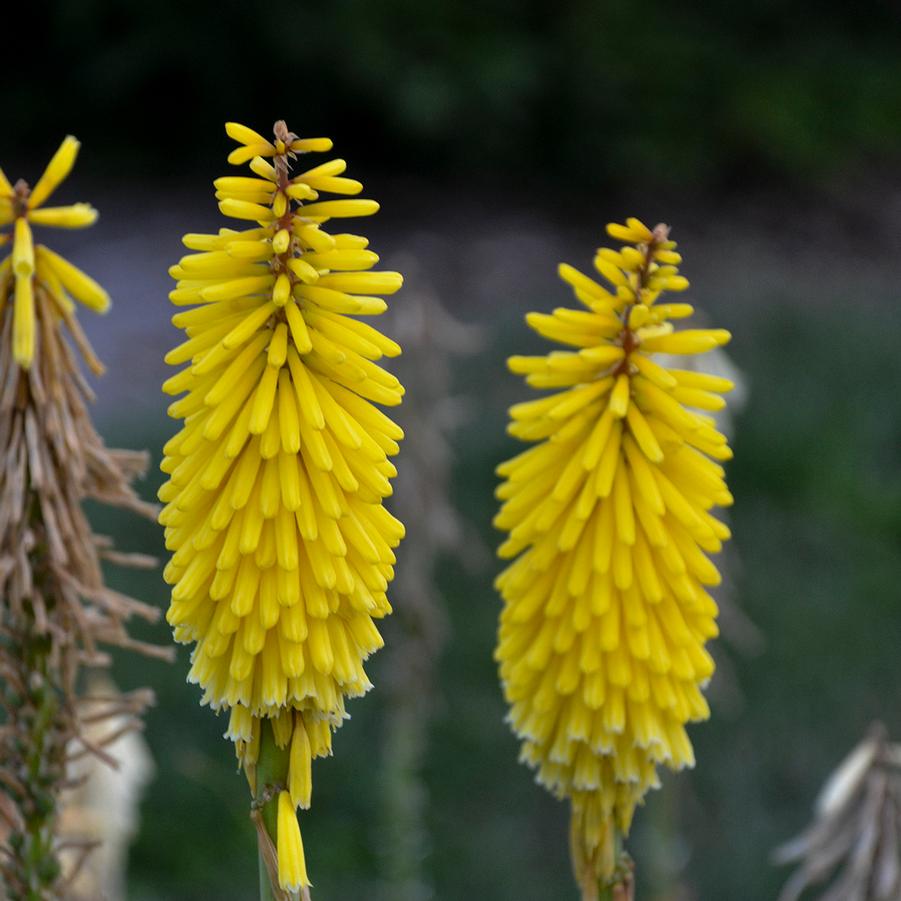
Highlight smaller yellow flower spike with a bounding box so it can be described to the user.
[0,136,107,368]
[494,218,733,891]
[161,120,405,892]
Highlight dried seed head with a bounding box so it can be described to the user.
[0,139,170,897]
[774,724,901,901]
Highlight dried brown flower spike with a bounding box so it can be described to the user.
[0,139,171,899]
[774,723,901,901]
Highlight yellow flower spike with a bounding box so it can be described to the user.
[27,136,81,210]
[495,219,733,895]
[161,120,404,893]
[1,137,106,369]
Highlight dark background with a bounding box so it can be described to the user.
[3,1,901,898]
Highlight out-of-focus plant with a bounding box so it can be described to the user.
[160,121,405,898]
[494,218,735,898]
[774,724,901,901]
[57,675,156,900]
[377,257,484,900]
[0,138,169,900]
[642,343,758,900]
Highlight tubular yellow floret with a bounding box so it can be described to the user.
[28,203,98,229]
[277,790,311,891]
[12,218,35,277]
[27,135,81,211]
[37,246,110,313]
[161,120,404,890]
[495,218,733,890]
[12,274,35,367]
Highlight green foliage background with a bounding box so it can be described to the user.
[7,0,901,188]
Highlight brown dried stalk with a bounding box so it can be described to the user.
[0,274,172,899]
[774,723,901,901]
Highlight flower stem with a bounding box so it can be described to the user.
[573,821,634,901]
[4,605,66,901]
[259,847,277,901]
[254,720,290,901]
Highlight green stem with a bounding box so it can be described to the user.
[259,847,277,901]
[254,720,290,901]
[3,594,65,900]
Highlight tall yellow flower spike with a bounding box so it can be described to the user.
[0,136,108,369]
[160,121,405,893]
[494,219,733,895]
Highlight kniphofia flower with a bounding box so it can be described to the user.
[0,139,166,898]
[160,121,404,893]
[494,219,733,895]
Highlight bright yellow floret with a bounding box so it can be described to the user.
[160,120,404,891]
[277,789,310,891]
[494,219,733,889]
[0,137,107,368]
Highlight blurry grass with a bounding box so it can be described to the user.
[85,295,900,899]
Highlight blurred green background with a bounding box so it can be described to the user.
[4,1,901,898]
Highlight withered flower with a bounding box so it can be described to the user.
[775,724,901,901]
[0,139,170,899]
